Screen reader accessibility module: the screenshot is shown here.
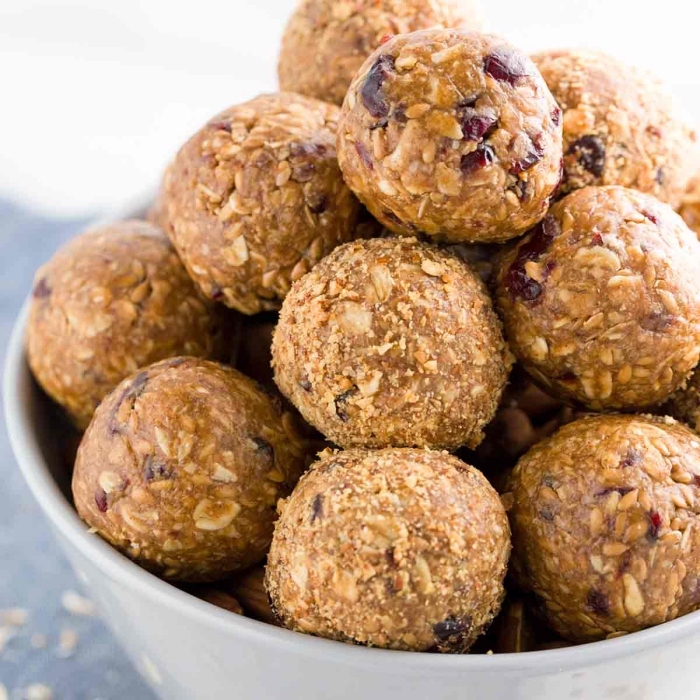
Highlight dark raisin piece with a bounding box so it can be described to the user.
[369,117,389,131]
[33,278,51,298]
[392,105,407,124]
[483,49,531,85]
[208,120,232,133]
[433,615,473,651]
[354,141,374,170]
[655,167,665,185]
[567,135,606,178]
[311,494,324,523]
[252,436,274,462]
[551,106,562,126]
[620,449,641,468]
[458,107,498,142]
[334,387,357,422]
[144,456,170,482]
[361,54,395,119]
[648,511,662,540]
[586,589,610,616]
[460,144,496,174]
[642,210,659,225]
[504,215,561,302]
[510,134,544,175]
[299,378,312,391]
[95,488,108,513]
[308,194,328,214]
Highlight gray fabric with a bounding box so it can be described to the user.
[0,200,153,698]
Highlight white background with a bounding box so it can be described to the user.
[0,0,698,217]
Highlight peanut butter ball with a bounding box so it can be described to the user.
[337,29,563,243]
[266,448,510,651]
[278,0,482,106]
[533,50,698,207]
[495,186,700,410]
[160,92,362,314]
[72,358,310,582]
[506,414,700,642]
[26,220,227,429]
[272,236,512,450]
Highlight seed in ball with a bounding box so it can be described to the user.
[26,220,229,429]
[72,358,310,582]
[505,414,700,643]
[158,92,362,315]
[495,186,700,410]
[337,29,563,243]
[266,447,510,652]
[272,236,512,450]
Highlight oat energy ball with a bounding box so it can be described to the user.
[266,448,510,651]
[27,220,226,429]
[533,50,698,207]
[665,370,700,434]
[278,0,481,106]
[495,186,700,410]
[337,29,563,243]
[679,173,700,238]
[160,93,361,314]
[72,358,309,582]
[506,414,700,642]
[272,236,511,450]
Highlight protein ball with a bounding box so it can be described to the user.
[337,29,563,243]
[160,92,362,314]
[72,358,309,582]
[278,0,481,106]
[26,221,227,429]
[495,186,700,410]
[533,50,698,207]
[505,414,700,642]
[272,236,511,450]
[679,173,700,237]
[266,448,510,651]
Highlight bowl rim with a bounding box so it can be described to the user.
[6,261,700,676]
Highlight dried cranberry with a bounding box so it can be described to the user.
[510,134,544,175]
[307,194,328,214]
[379,33,393,45]
[642,210,659,225]
[620,449,642,468]
[586,589,610,616]
[504,215,561,302]
[252,436,274,462]
[311,493,324,523]
[591,233,603,246]
[361,54,395,119]
[354,141,374,170]
[95,488,108,513]
[551,106,562,126]
[33,278,51,298]
[694,474,700,488]
[334,387,358,422]
[460,144,496,174]
[567,135,606,177]
[460,111,498,142]
[648,511,663,540]
[483,49,531,85]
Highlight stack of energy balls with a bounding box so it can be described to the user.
[26,0,700,653]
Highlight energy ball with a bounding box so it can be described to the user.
[533,50,698,207]
[160,92,362,315]
[337,29,563,243]
[272,236,512,450]
[72,358,310,582]
[679,173,700,238]
[266,448,510,651]
[505,414,700,642]
[278,0,481,106]
[26,220,227,429]
[495,186,700,410]
[665,370,700,434]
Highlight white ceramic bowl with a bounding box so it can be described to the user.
[6,259,700,700]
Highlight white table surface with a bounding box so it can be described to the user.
[0,0,698,217]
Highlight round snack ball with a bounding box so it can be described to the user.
[272,236,512,450]
[26,220,227,429]
[337,29,563,243]
[278,0,481,106]
[72,357,310,582]
[533,50,698,208]
[679,172,700,238]
[495,186,700,410]
[665,370,700,433]
[160,92,362,315]
[505,414,700,642]
[266,448,510,651]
